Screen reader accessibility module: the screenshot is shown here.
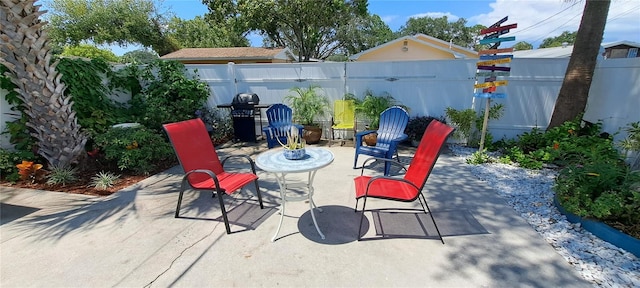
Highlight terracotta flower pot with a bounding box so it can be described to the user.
[363,133,377,146]
[303,125,322,144]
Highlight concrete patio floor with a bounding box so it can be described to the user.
[0,140,590,287]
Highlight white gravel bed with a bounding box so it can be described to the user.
[448,145,640,288]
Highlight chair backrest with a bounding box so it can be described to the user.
[404,120,454,189]
[333,100,355,126]
[376,106,409,147]
[266,104,294,127]
[163,119,224,184]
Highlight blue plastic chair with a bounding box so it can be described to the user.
[354,106,409,176]
[261,104,304,149]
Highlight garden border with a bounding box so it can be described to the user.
[553,196,640,258]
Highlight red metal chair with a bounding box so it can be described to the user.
[353,120,454,243]
[163,118,264,234]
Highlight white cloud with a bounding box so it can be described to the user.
[408,12,459,21]
[470,0,640,47]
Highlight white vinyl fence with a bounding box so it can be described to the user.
[2,58,639,149]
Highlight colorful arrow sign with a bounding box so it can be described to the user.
[477,66,511,71]
[488,16,508,29]
[479,55,513,60]
[479,36,516,45]
[478,48,514,55]
[476,71,511,77]
[480,23,518,35]
[474,80,509,89]
[477,58,512,66]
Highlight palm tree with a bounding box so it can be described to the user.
[0,0,87,167]
[548,0,611,128]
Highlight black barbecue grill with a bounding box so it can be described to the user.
[231,93,260,142]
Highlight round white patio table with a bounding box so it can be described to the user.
[255,147,334,241]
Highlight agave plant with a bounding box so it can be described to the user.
[0,0,87,167]
[89,171,121,191]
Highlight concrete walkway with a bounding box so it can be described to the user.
[0,141,590,287]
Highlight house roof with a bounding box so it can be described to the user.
[160,47,297,62]
[602,41,640,49]
[512,45,575,58]
[348,34,478,61]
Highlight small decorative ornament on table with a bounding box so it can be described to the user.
[276,126,306,160]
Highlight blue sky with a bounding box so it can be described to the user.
[108,0,640,55]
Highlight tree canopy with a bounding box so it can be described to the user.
[396,16,479,49]
[46,0,179,56]
[512,41,533,51]
[203,0,368,61]
[335,14,394,56]
[539,31,577,48]
[60,44,119,62]
[167,16,248,48]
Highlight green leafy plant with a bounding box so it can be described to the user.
[619,121,640,170]
[130,60,210,132]
[354,90,406,129]
[405,115,447,143]
[466,150,492,165]
[93,126,174,174]
[89,171,121,191]
[195,107,233,146]
[46,165,78,186]
[285,85,330,126]
[56,57,134,137]
[1,64,37,152]
[0,149,37,182]
[445,103,504,147]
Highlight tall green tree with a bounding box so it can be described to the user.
[396,16,476,49]
[167,16,248,48]
[539,31,577,48]
[335,14,394,55]
[513,41,533,51]
[548,0,610,129]
[46,0,179,56]
[203,0,368,61]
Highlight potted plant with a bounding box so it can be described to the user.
[354,90,407,145]
[285,85,330,144]
[405,116,447,146]
[276,126,306,160]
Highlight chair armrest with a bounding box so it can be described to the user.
[183,169,222,190]
[355,130,377,147]
[360,157,408,175]
[221,154,258,174]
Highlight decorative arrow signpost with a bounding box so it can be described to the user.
[475,16,517,150]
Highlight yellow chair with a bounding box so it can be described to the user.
[330,99,356,146]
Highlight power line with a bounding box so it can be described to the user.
[511,1,581,36]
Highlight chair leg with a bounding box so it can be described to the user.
[353,154,359,169]
[357,197,368,241]
[175,178,190,218]
[254,180,264,209]
[217,190,232,234]
[419,194,444,244]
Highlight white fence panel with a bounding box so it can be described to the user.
[2,58,639,150]
[346,60,478,119]
[584,57,640,142]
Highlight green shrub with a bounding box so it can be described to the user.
[46,165,78,186]
[0,149,37,182]
[131,60,210,132]
[89,171,121,190]
[445,103,503,147]
[466,150,493,165]
[93,126,175,174]
[195,108,233,146]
